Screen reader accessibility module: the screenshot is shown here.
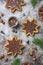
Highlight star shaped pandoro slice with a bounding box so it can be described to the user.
[21,18,39,36]
[5,0,25,12]
[4,36,24,57]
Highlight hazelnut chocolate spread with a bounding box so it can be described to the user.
[4,37,24,57]
[23,20,36,34]
[9,17,17,27]
[22,19,39,36]
[39,5,43,20]
[5,0,25,12]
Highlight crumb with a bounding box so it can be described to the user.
[4,57,8,61]
[0,54,4,59]
[12,29,17,33]
[0,13,4,17]
[27,40,29,45]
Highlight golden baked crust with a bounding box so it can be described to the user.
[4,36,24,57]
[5,0,25,12]
[21,18,39,36]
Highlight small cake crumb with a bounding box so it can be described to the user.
[0,54,4,59]
[22,62,31,65]
[27,40,29,45]
[0,13,4,17]
[12,29,17,33]
[0,18,5,25]
[4,57,8,61]
[29,51,33,56]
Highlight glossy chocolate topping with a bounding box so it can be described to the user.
[6,0,25,12]
[23,20,37,34]
[5,37,24,56]
[9,17,17,27]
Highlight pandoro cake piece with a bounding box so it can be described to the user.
[4,36,24,57]
[21,18,39,36]
[5,0,25,12]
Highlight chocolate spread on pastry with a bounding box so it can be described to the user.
[9,17,17,27]
[38,5,43,20]
[23,20,36,34]
[22,18,39,36]
[4,36,24,57]
[5,0,25,12]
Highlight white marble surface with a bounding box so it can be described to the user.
[0,0,43,65]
